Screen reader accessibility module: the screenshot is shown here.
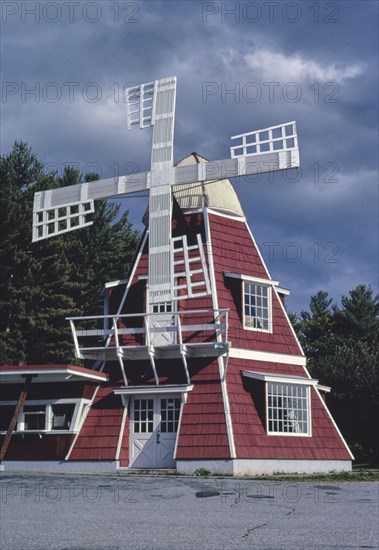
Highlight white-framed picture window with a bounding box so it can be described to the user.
[0,399,89,433]
[267,382,311,436]
[243,281,272,332]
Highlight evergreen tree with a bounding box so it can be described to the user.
[1,142,139,364]
[298,291,335,362]
[61,167,140,314]
[333,285,379,344]
[297,286,379,465]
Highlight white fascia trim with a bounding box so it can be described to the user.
[204,207,236,460]
[0,369,107,383]
[242,370,319,386]
[277,286,290,296]
[314,386,355,460]
[243,217,272,279]
[65,386,100,460]
[104,279,129,289]
[1,398,91,406]
[173,392,188,459]
[66,368,108,382]
[205,207,245,221]
[317,384,331,393]
[113,384,193,396]
[273,286,306,362]
[115,404,129,463]
[229,347,306,365]
[224,272,279,286]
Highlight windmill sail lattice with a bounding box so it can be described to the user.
[32,75,300,348]
[18,76,355,476]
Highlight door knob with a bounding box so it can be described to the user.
[157,432,160,444]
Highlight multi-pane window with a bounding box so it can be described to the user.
[160,398,181,433]
[0,401,80,432]
[152,302,172,314]
[267,383,310,435]
[244,282,271,331]
[133,399,154,433]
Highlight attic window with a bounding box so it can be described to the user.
[243,281,272,332]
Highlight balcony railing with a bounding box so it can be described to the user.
[67,309,230,362]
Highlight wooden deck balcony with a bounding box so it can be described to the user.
[67,309,230,385]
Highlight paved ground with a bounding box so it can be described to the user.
[0,473,378,549]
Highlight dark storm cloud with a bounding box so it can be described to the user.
[1,0,378,312]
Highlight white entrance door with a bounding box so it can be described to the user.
[149,301,176,346]
[130,396,181,469]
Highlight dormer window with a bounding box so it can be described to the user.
[243,281,272,332]
[267,382,310,435]
[242,371,315,437]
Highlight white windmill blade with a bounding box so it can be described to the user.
[126,77,177,309]
[173,121,299,187]
[32,173,149,242]
[126,80,156,130]
[126,76,177,169]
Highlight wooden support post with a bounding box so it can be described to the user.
[0,375,34,463]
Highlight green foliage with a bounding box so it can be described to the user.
[291,286,379,465]
[194,467,212,477]
[0,142,139,364]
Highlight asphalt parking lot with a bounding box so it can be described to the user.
[0,473,378,550]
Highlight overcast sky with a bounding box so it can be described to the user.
[1,0,378,313]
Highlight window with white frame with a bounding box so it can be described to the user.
[0,400,87,433]
[152,301,172,314]
[267,382,310,435]
[243,281,271,332]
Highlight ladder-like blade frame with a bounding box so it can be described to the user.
[32,174,149,242]
[231,121,298,159]
[173,121,300,187]
[126,80,156,130]
[33,197,94,242]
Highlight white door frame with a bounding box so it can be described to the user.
[129,394,181,468]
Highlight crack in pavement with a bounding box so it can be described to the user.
[241,504,296,540]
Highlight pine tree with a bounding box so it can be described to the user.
[297,286,379,464]
[298,291,335,362]
[1,143,139,364]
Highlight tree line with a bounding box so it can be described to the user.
[1,141,378,465]
[0,141,140,364]
[290,287,378,465]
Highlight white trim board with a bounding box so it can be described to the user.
[114,384,193,396]
[242,370,318,385]
[204,207,236,460]
[206,207,245,221]
[225,272,279,286]
[229,348,306,365]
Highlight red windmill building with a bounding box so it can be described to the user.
[0,77,352,473]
